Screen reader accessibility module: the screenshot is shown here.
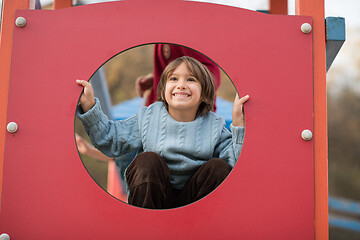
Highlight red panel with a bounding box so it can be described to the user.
[0,0,313,239]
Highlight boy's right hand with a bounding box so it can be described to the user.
[76,79,95,113]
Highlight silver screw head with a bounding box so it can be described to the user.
[15,17,26,28]
[0,233,10,240]
[7,122,18,133]
[301,23,312,33]
[301,129,313,141]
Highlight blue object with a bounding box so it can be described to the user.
[329,196,360,232]
[329,215,360,233]
[326,17,346,71]
[329,197,360,216]
[111,97,145,120]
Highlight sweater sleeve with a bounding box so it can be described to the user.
[76,98,143,158]
[213,124,245,167]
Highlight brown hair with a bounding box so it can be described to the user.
[157,56,215,116]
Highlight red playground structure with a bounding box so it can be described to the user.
[0,0,331,239]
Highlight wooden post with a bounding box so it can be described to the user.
[53,0,73,10]
[269,0,288,15]
[296,0,328,239]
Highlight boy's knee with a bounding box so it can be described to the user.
[207,158,231,170]
[126,152,169,181]
[205,158,232,177]
[133,152,164,170]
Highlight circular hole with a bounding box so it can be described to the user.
[75,43,245,209]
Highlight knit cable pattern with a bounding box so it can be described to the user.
[141,106,151,151]
[158,106,167,156]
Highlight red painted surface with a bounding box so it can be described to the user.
[0,0,314,238]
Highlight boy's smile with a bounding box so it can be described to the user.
[165,62,202,122]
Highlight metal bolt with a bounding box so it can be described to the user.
[15,17,26,28]
[0,233,10,240]
[7,122,18,133]
[301,23,312,34]
[301,129,313,141]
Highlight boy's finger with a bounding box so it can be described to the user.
[76,79,85,86]
[239,95,250,104]
[76,79,90,87]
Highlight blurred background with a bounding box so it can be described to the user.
[1,0,359,238]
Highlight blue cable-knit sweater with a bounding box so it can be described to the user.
[77,98,245,189]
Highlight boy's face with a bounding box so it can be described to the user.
[164,62,202,120]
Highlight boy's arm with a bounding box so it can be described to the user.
[214,94,249,166]
[76,80,142,158]
[215,126,245,167]
[77,98,142,158]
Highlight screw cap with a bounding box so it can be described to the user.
[301,129,313,141]
[0,233,10,240]
[15,17,26,28]
[7,122,18,133]
[301,23,312,33]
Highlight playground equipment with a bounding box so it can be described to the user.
[329,196,360,233]
[0,0,345,239]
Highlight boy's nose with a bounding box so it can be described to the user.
[176,84,186,90]
[176,80,186,89]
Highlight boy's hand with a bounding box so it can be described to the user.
[232,94,249,127]
[76,79,95,113]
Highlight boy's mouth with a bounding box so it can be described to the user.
[172,92,190,98]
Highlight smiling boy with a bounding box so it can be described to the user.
[76,56,249,209]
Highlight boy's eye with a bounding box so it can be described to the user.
[187,78,196,82]
[169,77,177,81]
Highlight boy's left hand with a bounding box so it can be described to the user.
[232,94,249,127]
